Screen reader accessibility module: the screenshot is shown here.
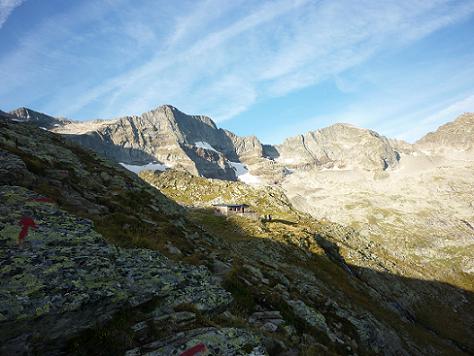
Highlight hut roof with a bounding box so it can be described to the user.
[212,203,249,208]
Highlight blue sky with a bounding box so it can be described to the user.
[1,0,474,143]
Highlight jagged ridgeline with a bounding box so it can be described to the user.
[1,112,473,355]
[8,105,278,182]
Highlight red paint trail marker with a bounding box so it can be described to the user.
[31,197,53,203]
[179,343,207,356]
[18,216,37,243]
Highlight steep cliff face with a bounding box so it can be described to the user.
[222,130,264,159]
[10,105,243,180]
[60,106,242,180]
[276,124,400,170]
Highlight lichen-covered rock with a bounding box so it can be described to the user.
[0,185,231,354]
[0,149,35,186]
[286,300,335,340]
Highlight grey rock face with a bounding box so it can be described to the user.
[223,130,264,159]
[8,105,473,185]
[38,105,249,180]
[276,124,400,170]
[8,105,271,181]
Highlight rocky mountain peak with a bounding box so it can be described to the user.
[10,107,36,118]
[28,105,242,180]
[416,112,474,153]
[145,105,218,130]
[9,107,70,129]
[276,122,400,171]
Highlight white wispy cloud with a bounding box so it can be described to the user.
[259,49,474,144]
[64,0,474,120]
[1,0,474,131]
[46,0,311,117]
[0,0,25,28]
[395,93,474,142]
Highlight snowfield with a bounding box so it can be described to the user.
[228,161,261,185]
[194,141,219,153]
[120,162,169,174]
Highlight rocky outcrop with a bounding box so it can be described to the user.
[127,327,265,355]
[387,138,415,155]
[0,186,232,354]
[0,150,35,186]
[223,130,264,159]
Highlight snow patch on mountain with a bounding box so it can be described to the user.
[120,162,170,174]
[228,161,262,185]
[54,119,119,134]
[277,157,297,164]
[239,173,262,185]
[195,141,219,152]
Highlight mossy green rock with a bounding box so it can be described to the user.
[0,185,231,354]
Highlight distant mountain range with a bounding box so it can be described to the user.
[8,105,473,183]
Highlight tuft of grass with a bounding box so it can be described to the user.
[65,308,136,356]
[222,267,257,317]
